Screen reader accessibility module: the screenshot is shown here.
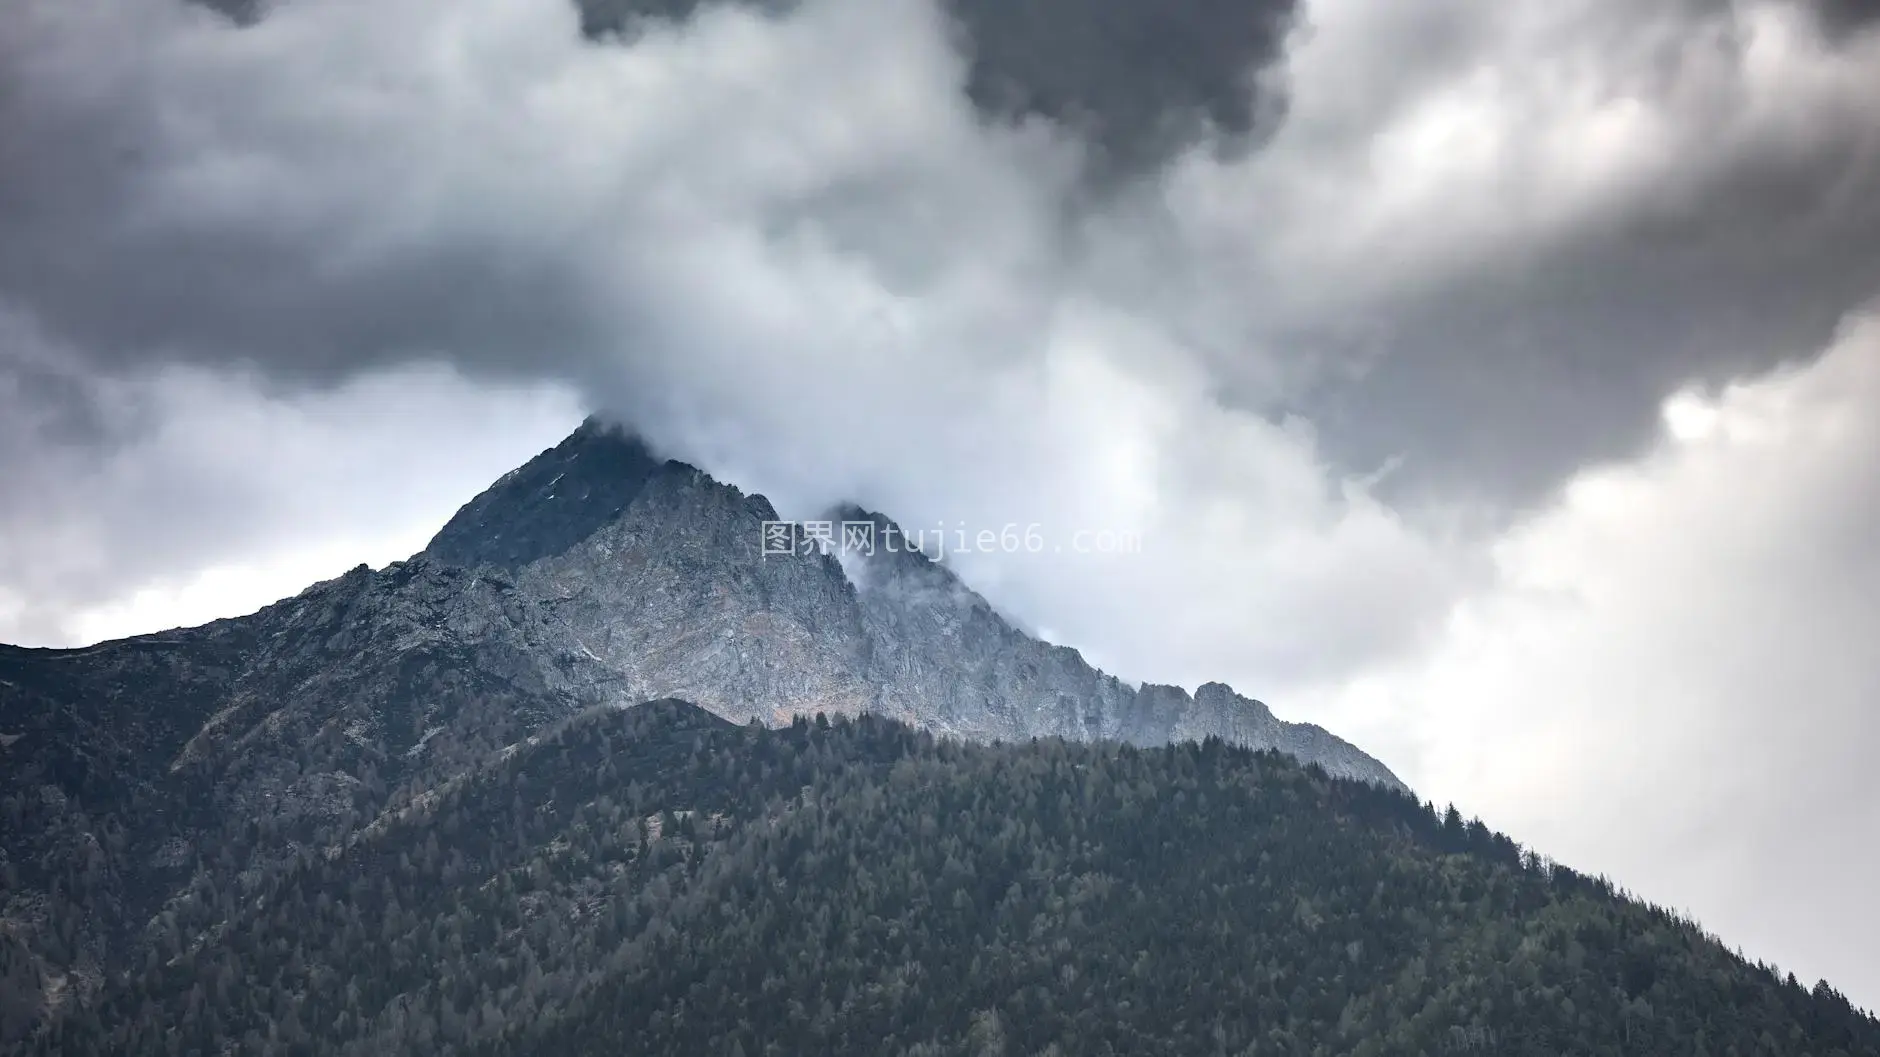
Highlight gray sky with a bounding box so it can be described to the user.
[3,0,1878,1010]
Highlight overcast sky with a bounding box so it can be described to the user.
[4,0,1878,1010]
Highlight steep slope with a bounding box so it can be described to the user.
[838,505,1397,776]
[0,417,1398,1041]
[432,429,882,726]
[417,420,1403,785]
[29,702,1880,1057]
[0,562,610,1039]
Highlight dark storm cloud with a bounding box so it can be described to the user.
[1175,0,1880,509]
[1298,133,1880,504]
[1808,0,1880,37]
[939,0,1297,171]
[0,356,114,451]
[7,0,1880,517]
[0,40,604,380]
[197,0,1300,175]
[578,0,1301,172]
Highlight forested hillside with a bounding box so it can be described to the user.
[22,701,1877,1057]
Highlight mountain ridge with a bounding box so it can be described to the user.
[412,417,1404,787]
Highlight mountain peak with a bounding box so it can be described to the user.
[424,418,671,571]
[1195,680,1270,715]
[413,419,1402,788]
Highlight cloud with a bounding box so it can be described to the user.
[1163,0,1880,502]
[502,0,1302,175]
[1808,0,1880,39]
[6,0,1879,505]
[1298,306,1880,1005]
[2,0,1057,380]
[0,313,581,644]
[0,0,1476,685]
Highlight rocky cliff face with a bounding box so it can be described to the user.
[0,416,1402,1041]
[416,421,1403,786]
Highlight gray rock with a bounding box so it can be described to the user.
[419,420,1406,789]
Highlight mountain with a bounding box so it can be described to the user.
[421,419,1404,782]
[24,700,1880,1057]
[6,418,1876,1055]
[1,417,1394,1042]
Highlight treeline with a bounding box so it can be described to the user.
[19,701,1880,1057]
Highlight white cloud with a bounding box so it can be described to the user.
[62,543,417,647]
[0,351,582,645]
[1299,306,1880,1004]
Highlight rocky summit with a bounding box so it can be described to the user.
[0,416,1399,1041]
[422,419,1403,784]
